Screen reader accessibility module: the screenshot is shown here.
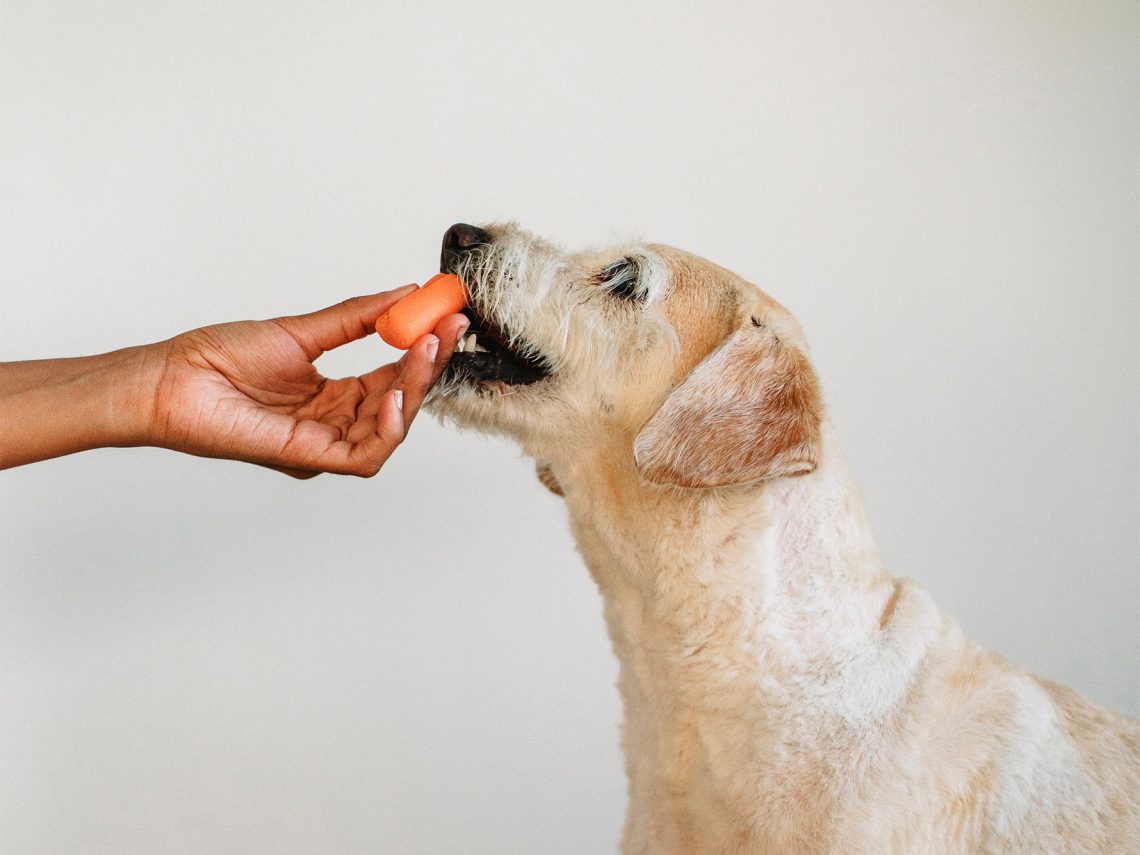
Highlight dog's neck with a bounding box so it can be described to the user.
[554,420,896,670]
[545,419,935,846]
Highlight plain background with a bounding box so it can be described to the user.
[1,1,1136,852]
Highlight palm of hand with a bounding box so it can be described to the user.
[152,320,404,476]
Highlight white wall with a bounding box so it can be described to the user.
[1,1,1136,852]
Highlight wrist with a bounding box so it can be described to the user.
[99,343,167,449]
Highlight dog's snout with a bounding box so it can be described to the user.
[445,223,491,250]
[441,223,492,272]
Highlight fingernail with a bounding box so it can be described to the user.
[454,321,470,345]
[424,335,439,362]
[392,390,404,412]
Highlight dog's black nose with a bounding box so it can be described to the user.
[441,223,491,272]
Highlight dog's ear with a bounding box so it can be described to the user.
[535,461,564,496]
[633,318,822,488]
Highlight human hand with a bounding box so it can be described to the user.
[143,287,468,477]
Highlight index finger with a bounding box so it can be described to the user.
[360,312,469,398]
[393,313,469,429]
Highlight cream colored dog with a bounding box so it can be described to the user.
[428,222,1139,854]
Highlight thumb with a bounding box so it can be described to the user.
[273,284,418,360]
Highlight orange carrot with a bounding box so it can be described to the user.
[375,273,467,349]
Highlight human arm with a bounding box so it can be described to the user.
[0,287,468,476]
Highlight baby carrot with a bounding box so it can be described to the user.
[375,273,467,349]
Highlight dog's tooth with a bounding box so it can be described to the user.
[465,334,478,352]
[455,335,466,353]
[473,340,488,352]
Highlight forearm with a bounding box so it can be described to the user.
[0,347,159,469]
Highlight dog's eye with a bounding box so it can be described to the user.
[596,257,643,302]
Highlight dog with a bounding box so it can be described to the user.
[427,222,1140,854]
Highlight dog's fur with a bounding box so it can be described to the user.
[429,223,1140,854]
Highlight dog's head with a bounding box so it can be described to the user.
[429,222,822,491]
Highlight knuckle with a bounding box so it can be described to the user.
[340,295,365,311]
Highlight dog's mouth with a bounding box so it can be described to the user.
[438,222,552,388]
[443,303,552,387]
